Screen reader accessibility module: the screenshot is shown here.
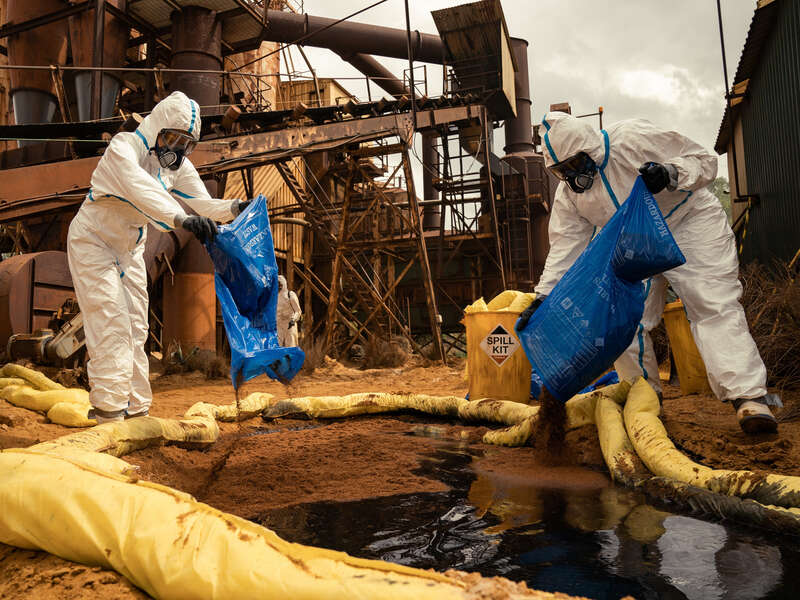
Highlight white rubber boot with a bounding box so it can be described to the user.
[733,396,779,434]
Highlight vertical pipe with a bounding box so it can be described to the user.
[503,37,533,155]
[403,0,416,130]
[91,0,105,121]
[484,106,506,289]
[421,131,441,230]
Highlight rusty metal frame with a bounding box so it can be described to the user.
[0,2,91,39]
[0,105,482,214]
[0,102,504,355]
[104,3,171,51]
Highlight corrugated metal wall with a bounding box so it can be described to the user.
[739,0,800,263]
[225,161,304,261]
[275,79,355,110]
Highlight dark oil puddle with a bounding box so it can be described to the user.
[254,446,800,600]
[244,423,325,437]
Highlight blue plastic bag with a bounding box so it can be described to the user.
[207,194,304,388]
[518,176,685,402]
[612,177,685,282]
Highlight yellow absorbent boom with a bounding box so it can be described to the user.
[0,400,565,600]
[624,378,800,509]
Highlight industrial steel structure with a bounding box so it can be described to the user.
[0,0,553,365]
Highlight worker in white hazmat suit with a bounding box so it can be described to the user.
[276,275,301,347]
[517,111,777,434]
[67,91,248,423]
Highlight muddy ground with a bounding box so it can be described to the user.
[1,358,798,598]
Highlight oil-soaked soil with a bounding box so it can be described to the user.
[1,358,800,598]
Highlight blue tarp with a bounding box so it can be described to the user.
[518,177,685,402]
[207,194,304,388]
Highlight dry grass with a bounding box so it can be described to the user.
[740,261,800,390]
[163,342,228,379]
[648,259,799,390]
[299,334,328,375]
[361,336,410,369]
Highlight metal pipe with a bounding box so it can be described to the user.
[503,37,533,155]
[404,0,416,129]
[261,8,445,64]
[335,51,407,98]
[295,44,322,107]
[0,64,275,77]
[421,131,440,230]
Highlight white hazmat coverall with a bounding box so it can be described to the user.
[277,275,301,347]
[534,111,767,402]
[67,91,239,418]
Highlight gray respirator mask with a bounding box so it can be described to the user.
[551,152,598,194]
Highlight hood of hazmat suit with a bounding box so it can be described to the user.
[67,91,239,418]
[534,111,767,404]
[75,90,237,257]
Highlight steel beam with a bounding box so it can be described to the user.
[401,146,445,363]
[0,2,90,39]
[91,0,106,121]
[0,105,485,222]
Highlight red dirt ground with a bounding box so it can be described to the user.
[1,357,798,598]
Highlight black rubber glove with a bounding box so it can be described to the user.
[515,296,545,332]
[180,215,217,244]
[638,162,671,194]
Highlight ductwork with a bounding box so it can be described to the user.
[264,10,445,64]
[335,51,408,99]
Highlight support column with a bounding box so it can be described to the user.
[162,239,217,352]
[402,147,445,363]
[287,224,295,291]
[324,172,354,353]
[90,0,106,121]
[303,228,314,335]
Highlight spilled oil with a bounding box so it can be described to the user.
[255,444,800,600]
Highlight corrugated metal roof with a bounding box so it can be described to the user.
[128,0,264,49]
[222,13,264,44]
[714,0,781,153]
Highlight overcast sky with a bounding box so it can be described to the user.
[289,0,757,180]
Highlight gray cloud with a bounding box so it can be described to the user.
[295,0,756,179]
